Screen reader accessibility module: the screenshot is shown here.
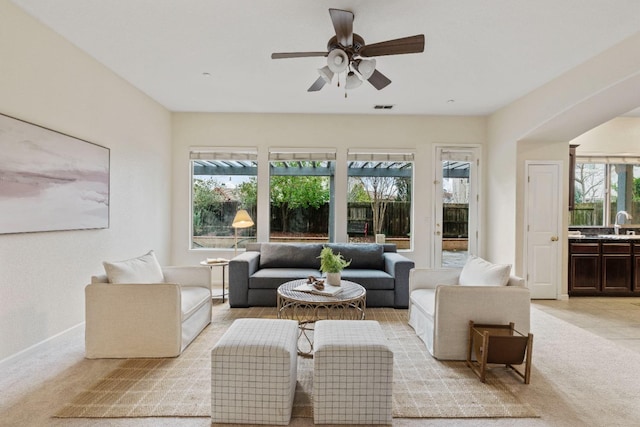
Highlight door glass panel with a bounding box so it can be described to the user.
[441,159,471,267]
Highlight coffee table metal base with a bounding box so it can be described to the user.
[277,279,366,357]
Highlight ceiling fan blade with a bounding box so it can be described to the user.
[329,8,354,46]
[271,52,328,59]
[367,69,392,90]
[307,76,327,92]
[359,34,425,57]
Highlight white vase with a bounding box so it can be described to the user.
[326,272,341,286]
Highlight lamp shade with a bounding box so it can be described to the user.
[327,49,349,73]
[318,66,334,84]
[357,59,376,79]
[232,210,254,228]
[345,71,363,90]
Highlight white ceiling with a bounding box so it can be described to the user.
[10,0,640,116]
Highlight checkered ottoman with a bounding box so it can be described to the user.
[211,318,298,425]
[313,320,393,425]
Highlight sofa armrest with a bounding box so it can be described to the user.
[383,252,415,308]
[507,275,525,287]
[162,266,211,289]
[432,285,531,360]
[85,283,182,358]
[409,268,461,293]
[229,251,261,307]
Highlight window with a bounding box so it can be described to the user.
[571,157,640,226]
[190,148,257,249]
[269,149,336,243]
[347,150,413,250]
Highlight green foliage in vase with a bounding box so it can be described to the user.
[318,246,351,273]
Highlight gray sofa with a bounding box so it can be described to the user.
[229,242,414,308]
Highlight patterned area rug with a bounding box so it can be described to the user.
[54,306,537,419]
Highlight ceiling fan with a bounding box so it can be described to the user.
[271,8,425,93]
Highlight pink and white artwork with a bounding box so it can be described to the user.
[0,114,109,234]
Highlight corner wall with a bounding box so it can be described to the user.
[0,2,172,362]
[487,31,640,288]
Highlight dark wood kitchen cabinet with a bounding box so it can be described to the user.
[569,238,638,296]
[635,244,640,292]
[601,243,632,292]
[569,242,600,294]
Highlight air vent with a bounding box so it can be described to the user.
[374,105,394,110]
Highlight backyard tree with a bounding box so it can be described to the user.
[574,163,605,204]
[237,177,258,208]
[192,178,227,235]
[357,175,397,235]
[270,164,329,233]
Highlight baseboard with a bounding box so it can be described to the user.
[557,293,570,301]
[0,322,84,370]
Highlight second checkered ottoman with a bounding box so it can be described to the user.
[313,320,393,425]
[211,318,298,425]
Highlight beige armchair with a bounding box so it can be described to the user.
[85,265,212,358]
[408,263,530,360]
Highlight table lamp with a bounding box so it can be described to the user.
[232,209,254,256]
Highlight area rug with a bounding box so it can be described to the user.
[55,306,537,419]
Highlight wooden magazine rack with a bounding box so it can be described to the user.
[466,321,533,384]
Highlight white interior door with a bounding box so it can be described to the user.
[525,162,562,299]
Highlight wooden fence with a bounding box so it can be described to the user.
[194,201,469,239]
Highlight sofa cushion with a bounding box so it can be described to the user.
[250,268,322,289]
[458,255,511,287]
[340,269,394,290]
[103,250,164,284]
[329,243,384,270]
[180,286,212,321]
[410,288,436,317]
[259,243,322,269]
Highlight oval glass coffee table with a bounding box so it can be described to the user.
[277,279,366,357]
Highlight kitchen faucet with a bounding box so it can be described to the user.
[614,210,632,235]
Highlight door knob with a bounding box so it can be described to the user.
[550,236,558,241]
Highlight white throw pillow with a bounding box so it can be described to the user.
[103,250,165,284]
[458,255,511,287]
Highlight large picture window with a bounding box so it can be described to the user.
[268,149,335,243]
[571,157,640,227]
[190,148,257,250]
[347,150,413,249]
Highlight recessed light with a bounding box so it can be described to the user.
[202,72,211,77]
[447,99,455,103]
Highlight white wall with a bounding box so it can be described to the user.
[487,31,640,277]
[0,2,172,362]
[572,117,640,155]
[170,113,487,268]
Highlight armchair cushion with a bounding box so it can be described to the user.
[102,250,164,284]
[458,255,511,286]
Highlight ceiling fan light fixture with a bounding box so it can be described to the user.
[357,59,376,79]
[345,71,363,90]
[318,66,334,84]
[327,49,349,73]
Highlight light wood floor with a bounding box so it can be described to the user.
[533,296,640,354]
[2,296,640,427]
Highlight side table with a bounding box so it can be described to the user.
[200,260,229,302]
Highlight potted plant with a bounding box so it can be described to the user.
[318,246,351,286]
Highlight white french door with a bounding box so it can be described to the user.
[433,146,480,268]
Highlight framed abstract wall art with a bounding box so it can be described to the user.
[0,113,110,234]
